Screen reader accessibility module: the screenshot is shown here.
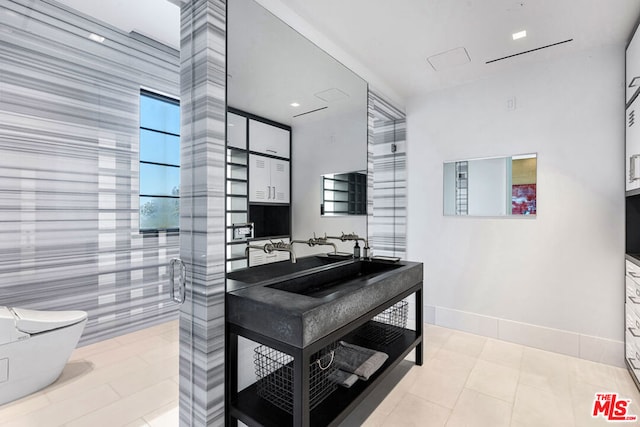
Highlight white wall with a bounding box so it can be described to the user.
[292,101,368,256]
[407,45,625,365]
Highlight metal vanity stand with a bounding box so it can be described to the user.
[225,279,423,427]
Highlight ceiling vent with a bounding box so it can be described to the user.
[293,106,328,118]
[314,88,349,103]
[427,47,471,71]
[486,39,573,64]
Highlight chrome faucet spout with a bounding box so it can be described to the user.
[269,240,297,263]
[326,232,370,258]
[327,232,367,246]
[291,235,338,255]
[245,241,297,263]
[245,244,269,258]
[324,242,338,254]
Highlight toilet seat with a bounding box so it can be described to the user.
[11,307,88,334]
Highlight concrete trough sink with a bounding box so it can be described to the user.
[226,255,346,288]
[226,257,423,348]
[266,261,401,298]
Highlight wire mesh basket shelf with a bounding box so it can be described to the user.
[254,342,338,414]
[357,300,409,345]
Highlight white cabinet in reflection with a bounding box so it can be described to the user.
[249,154,290,203]
[627,97,640,192]
[227,112,247,149]
[249,119,290,159]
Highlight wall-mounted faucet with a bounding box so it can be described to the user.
[326,232,371,259]
[245,240,297,263]
[291,233,338,255]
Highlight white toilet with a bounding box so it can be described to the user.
[0,306,87,405]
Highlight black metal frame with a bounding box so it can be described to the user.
[225,283,423,427]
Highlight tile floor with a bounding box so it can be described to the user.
[1,321,638,427]
[0,320,179,427]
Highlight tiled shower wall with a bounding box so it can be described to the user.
[0,0,181,345]
[368,91,407,259]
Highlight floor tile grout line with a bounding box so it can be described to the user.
[507,360,522,427]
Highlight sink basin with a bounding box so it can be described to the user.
[266,260,401,298]
[226,255,344,285]
[227,258,423,347]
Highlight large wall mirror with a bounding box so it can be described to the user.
[443,154,537,217]
[227,0,368,259]
[227,0,368,392]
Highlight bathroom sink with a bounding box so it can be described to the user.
[226,255,344,285]
[227,258,423,347]
[266,260,401,298]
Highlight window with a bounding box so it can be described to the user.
[321,172,367,216]
[139,90,180,232]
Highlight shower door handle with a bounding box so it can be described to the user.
[169,258,187,304]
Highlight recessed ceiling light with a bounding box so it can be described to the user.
[290,102,300,107]
[88,33,105,43]
[512,30,527,40]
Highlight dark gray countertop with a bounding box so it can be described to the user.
[226,257,423,348]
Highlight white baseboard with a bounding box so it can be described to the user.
[427,305,624,368]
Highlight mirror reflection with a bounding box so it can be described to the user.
[321,171,367,216]
[443,154,537,217]
[226,0,368,268]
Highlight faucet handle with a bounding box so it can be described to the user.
[271,240,286,249]
[263,242,275,253]
[340,232,359,241]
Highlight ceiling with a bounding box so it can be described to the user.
[54,0,640,104]
[275,0,640,102]
[227,0,367,125]
[55,0,180,49]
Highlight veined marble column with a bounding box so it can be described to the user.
[179,0,227,425]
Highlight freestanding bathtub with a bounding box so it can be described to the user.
[0,306,87,405]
